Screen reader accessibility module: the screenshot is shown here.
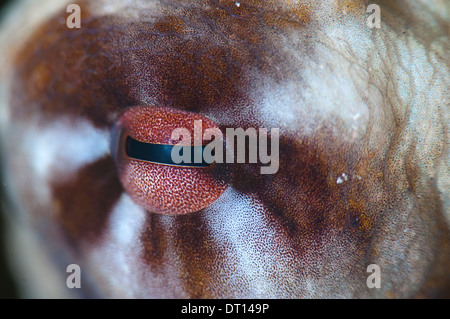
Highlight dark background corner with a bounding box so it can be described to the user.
[0,0,20,300]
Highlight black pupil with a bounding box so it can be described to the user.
[125,136,212,167]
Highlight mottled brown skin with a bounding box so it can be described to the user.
[1,0,449,298]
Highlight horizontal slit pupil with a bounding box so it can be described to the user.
[125,136,212,167]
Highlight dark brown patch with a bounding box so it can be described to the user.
[12,5,135,128]
[52,157,123,246]
[11,0,313,127]
[232,123,380,258]
[140,214,169,270]
[415,192,450,298]
[171,213,223,298]
[119,3,311,116]
[139,212,226,297]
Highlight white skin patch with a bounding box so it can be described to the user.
[87,193,147,298]
[254,20,373,140]
[88,0,162,20]
[25,118,110,181]
[7,117,110,209]
[87,193,189,298]
[203,187,301,298]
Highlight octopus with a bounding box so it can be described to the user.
[0,0,448,298]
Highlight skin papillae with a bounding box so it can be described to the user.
[0,0,448,298]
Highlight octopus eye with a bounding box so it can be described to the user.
[111,106,232,215]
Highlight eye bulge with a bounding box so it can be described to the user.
[111,105,233,215]
[0,0,448,299]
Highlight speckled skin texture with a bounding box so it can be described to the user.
[0,0,448,298]
[112,106,231,214]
